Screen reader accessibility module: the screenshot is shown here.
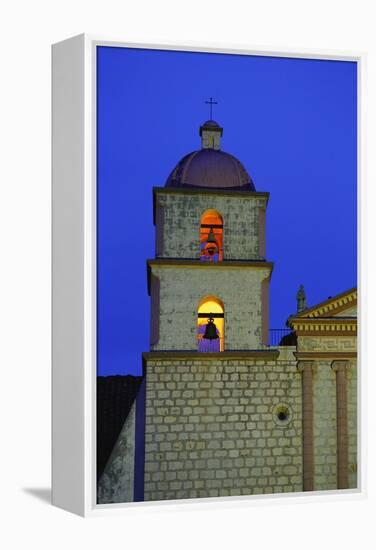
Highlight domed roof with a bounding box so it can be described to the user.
[200,119,221,130]
[166,149,255,191]
[165,120,255,191]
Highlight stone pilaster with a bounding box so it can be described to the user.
[331,360,350,489]
[297,361,314,491]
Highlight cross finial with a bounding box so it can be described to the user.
[205,97,218,119]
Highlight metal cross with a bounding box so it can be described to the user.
[205,97,218,119]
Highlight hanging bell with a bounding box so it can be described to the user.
[205,227,218,256]
[206,244,217,256]
[203,315,219,340]
[206,227,217,244]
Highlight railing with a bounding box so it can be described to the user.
[195,329,295,351]
[269,329,295,347]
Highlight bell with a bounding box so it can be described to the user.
[206,244,217,256]
[203,315,219,340]
[206,227,217,244]
[205,227,218,256]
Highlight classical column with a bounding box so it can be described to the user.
[298,361,314,491]
[331,360,350,489]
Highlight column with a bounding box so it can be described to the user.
[331,360,350,489]
[298,361,314,491]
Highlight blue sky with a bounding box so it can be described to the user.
[97,46,357,376]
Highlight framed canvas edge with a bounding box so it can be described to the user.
[52,33,367,517]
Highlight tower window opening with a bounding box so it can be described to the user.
[200,210,223,262]
[197,296,224,352]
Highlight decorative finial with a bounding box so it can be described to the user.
[205,97,218,119]
[297,284,307,313]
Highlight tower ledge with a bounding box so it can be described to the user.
[142,349,280,363]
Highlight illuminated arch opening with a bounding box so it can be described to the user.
[197,296,224,352]
[200,210,223,262]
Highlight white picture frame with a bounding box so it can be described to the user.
[52,34,366,517]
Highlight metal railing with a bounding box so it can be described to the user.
[269,329,295,347]
[194,329,295,351]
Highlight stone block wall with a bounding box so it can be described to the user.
[143,350,302,502]
[149,265,271,350]
[154,191,268,260]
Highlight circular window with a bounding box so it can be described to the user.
[277,409,288,422]
[273,404,292,426]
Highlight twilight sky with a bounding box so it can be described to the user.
[97,46,357,376]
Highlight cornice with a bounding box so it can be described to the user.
[153,186,270,200]
[147,258,273,294]
[143,349,280,363]
[148,258,273,269]
[295,352,357,360]
[288,317,357,336]
[293,288,357,319]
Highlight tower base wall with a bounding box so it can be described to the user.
[143,349,303,501]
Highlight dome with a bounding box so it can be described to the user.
[165,149,255,191]
[165,119,255,191]
[200,119,221,130]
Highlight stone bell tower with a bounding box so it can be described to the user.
[138,120,302,502]
[98,119,357,505]
[148,119,273,352]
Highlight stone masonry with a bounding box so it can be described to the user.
[347,358,357,489]
[96,116,358,503]
[154,189,268,260]
[296,332,357,490]
[142,348,302,501]
[149,264,271,351]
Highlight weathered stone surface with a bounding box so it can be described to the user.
[143,353,303,501]
[347,359,357,489]
[298,336,357,353]
[312,361,337,490]
[298,334,358,490]
[150,265,270,350]
[155,191,267,261]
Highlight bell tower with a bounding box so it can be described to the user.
[98,116,356,504]
[138,119,296,504]
[148,120,273,351]
[94,116,309,504]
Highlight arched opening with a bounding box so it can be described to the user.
[200,210,223,262]
[197,296,224,352]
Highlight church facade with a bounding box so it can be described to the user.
[97,120,357,504]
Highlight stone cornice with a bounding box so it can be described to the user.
[153,186,270,200]
[143,349,280,363]
[148,258,273,269]
[292,288,357,319]
[288,317,357,336]
[294,352,357,360]
[147,259,273,294]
